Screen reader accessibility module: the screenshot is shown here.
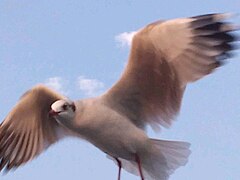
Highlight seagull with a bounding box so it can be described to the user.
[0,13,239,180]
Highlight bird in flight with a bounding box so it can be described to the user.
[0,13,239,180]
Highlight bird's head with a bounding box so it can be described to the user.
[49,99,76,120]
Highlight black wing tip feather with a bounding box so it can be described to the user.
[190,13,239,63]
[190,13,239,37]
[191,13,234,21]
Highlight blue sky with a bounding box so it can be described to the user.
[0,1,240,180]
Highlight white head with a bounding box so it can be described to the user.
[49,99,76,120]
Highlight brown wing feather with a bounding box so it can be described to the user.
[102,13,238,131]
[103,36,183,130]
[0,85,68,172]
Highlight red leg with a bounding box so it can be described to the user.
[114,157,122,180]
[135,154,144,180]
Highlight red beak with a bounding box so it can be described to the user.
[49,109,59,117]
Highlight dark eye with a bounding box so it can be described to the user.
[71,104,76,112]
[62,104,68,110]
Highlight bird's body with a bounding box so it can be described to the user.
[51,96,189,180]
[0,13,239,180]
[72,98,149,161]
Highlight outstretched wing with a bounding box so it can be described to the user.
[102,13,238,131]
[0,85,69,172]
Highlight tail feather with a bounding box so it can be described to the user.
[151,139,191,166]
[108,139,191,180]
[142,139,191,179]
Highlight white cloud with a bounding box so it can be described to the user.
[44,77,68,95]
[115,31,137,47]
[77,76,105,97]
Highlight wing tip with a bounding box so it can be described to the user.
[191,13,235,20]
[190,12,240,31]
